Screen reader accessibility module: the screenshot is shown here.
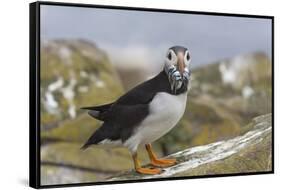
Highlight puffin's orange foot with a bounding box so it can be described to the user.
[136,167,163,175]
[151,158,177,167]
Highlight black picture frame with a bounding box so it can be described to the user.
[29,1,274,189]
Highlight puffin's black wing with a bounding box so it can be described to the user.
[115,71,170,105]
[81,71,171,149]
[81,103,113,121]
[81,71,170,121]
[81,103,149,149]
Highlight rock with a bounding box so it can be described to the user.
[40,142,163,184]
[41,165,97,186]
[40,39,124,141]
[41,114,272,184]
[41,143,134,173]
[155,52,272,155]
[109,113,272,181]
[189,52,272,117]
[40,143,132,185]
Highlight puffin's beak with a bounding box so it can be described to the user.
[177,52,185,76]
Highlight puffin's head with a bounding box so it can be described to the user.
[164,46,191,94]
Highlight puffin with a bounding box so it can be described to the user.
[81,46,191,175]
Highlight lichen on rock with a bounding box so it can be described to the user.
[109,114,272,181]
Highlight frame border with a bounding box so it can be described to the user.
[29,1,274,189]
[30,2,41,188]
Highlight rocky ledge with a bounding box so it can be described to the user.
[109,113,272,181]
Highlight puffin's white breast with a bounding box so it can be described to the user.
[124,92,187,152]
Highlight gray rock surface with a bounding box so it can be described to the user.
[109,114,272,181]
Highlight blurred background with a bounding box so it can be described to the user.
[40,5,272,185]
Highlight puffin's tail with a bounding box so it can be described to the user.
[80,131,99,150]
[81,143,90,150]
[81,103,113,121]
[80,122,111,150]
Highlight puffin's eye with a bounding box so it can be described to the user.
[167,52,172,60]
[186,52,190,60]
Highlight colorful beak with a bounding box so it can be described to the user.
[177,52,185,76]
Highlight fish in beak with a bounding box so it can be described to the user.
[164,46,191,94]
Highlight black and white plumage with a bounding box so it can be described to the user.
[81,46,191,174]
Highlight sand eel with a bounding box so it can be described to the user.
[81,46,191,175]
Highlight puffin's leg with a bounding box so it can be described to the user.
[132,152,162,175]
[145,144,177,167]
